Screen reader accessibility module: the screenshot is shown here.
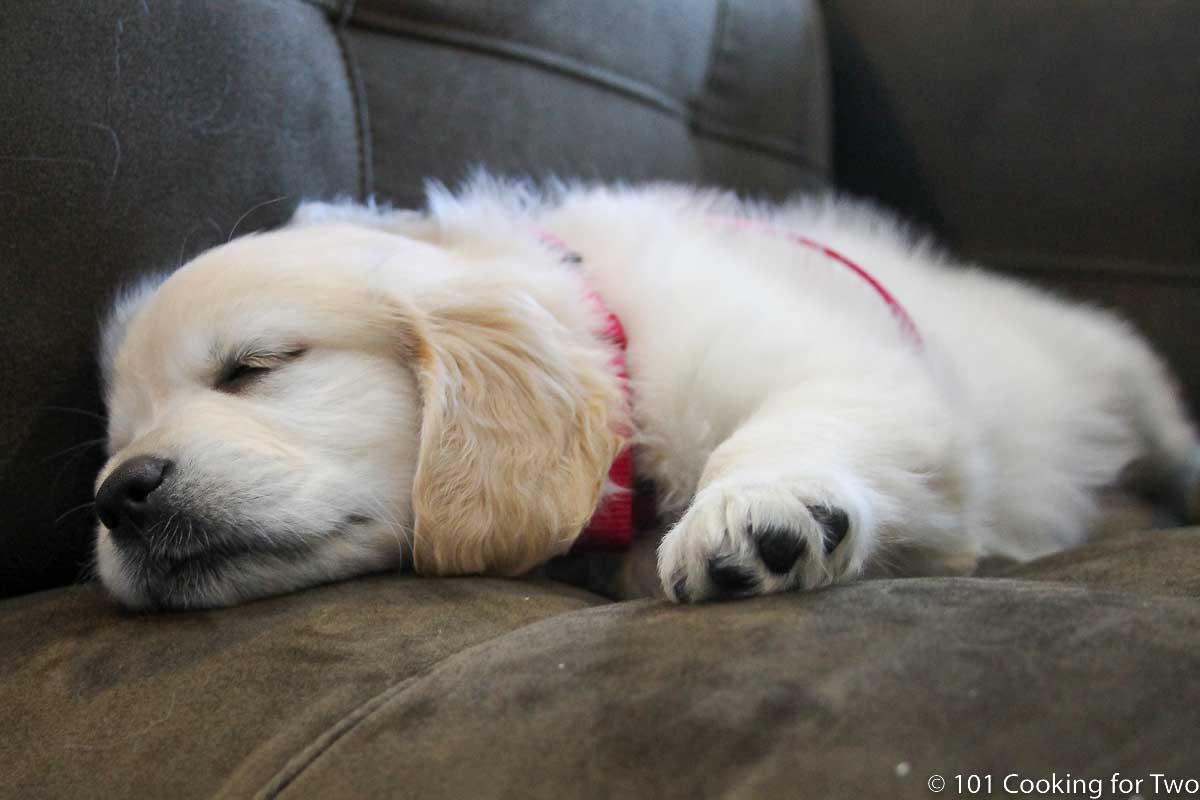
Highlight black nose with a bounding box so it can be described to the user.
[95,455,173,534]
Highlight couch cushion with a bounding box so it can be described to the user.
[3,529,1197,798]
[996,527,1200,597]
[262,580,1200,799]
[0,576,602,798]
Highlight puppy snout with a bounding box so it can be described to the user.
[95,455,173,536]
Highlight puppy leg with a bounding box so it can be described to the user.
[1106,333,1200,524]
[1166,442,1200,524]
[657,393,976,602]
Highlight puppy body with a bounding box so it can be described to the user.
[96,180,1199,607]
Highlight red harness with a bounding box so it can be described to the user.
[536,230,637,550]
[541,221,922,551]
[576,305,635,549]
[709,215,924,347]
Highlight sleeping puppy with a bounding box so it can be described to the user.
[94,178,1200,609]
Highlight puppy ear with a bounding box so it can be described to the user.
[401,287,628,576]
[98,273,168,396]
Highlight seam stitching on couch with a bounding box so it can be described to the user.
[345,10,826,174]
[255,599,612,797]
[334,2,373,200]
[700,0,733,123]
[258,675,420,798]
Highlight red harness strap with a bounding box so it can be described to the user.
[541,219,923,551]
[711,215,924,348]
[537,231,636,550]
[577,308,635,549]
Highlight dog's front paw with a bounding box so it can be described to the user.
[657,480,870,603]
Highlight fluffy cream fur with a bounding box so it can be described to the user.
[95,178,1200,608]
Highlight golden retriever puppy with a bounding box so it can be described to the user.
[94,178,1200,609]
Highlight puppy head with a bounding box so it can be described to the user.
[96,214,626,609]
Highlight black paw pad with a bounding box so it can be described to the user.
[808,505,850,553]
[707,556,758,595]
[753,524,808,574]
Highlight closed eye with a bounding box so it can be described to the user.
[215,348,307,393]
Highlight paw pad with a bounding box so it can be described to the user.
[809,505,850,553]
[753,524,808,574]
[707,555,758,595]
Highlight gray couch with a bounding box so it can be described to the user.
[3,2,1199,797]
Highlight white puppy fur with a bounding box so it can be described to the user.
[95,177,1200,608]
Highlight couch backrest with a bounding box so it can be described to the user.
[823,0,1200,416]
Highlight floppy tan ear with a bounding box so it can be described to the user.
[399,285,628,576]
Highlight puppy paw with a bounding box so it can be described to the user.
[1183,448,1200,523]
[657,479,869,603]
